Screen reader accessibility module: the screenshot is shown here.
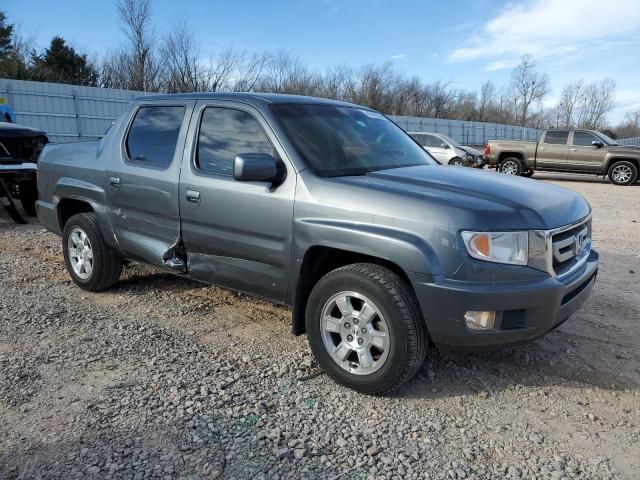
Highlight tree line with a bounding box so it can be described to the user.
[1,4,637,138]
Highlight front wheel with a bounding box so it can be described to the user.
[305,263,428,395]
[448,157,464,167]
[608,160,638,186]
[499,157,524,176]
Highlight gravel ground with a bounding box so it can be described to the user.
[0,173,639,479]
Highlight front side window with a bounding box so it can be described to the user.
[197,107,275,175]
[409,133,426,145]
[424,134,445,148]
[270,104,438,177]
[572,131,598,147]
[126,106,185,167]
[544,130,569,145]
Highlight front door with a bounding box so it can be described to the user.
[106,101,194,267]
[423,134,452,163]
[178,101,295,301]
[536,130,569,169]
[567,131,606,172]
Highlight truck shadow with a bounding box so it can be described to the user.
[112,253,640,400]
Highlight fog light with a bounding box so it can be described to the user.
[465,311,496,330]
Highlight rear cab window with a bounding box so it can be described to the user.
[543,130,569,145]
[125,106,186,168]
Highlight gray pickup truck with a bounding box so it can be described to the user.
[37,93,599,394]
[486,129,640,185]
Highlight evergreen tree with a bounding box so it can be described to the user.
[32,36,98,86]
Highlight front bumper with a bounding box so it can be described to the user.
[411,249,599,349]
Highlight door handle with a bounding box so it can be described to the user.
[571,148,577,152]
[185,190,200,204]
[109,176,121,190]
[540,147,547,151]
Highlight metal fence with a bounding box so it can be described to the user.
[617,136,640,146]
[0,79,146,143]
[0,78,542,145]
[389,115,540,145]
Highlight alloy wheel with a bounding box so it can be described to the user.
[320,291,390,375]
[67,227,94,279]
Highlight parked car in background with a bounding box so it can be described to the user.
[0,122,48,219]
[485,129,640,185]
[408,131,485,168]
[37,93,597,394]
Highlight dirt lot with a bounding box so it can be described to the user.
[0,173,639,479]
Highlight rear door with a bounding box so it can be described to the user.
[106,101,194,267]
[178,101,295,301]
[536,130,569,169]
[567,131,605,172]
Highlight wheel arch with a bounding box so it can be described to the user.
[497,151,525,164]
[605,156,640,173]
[291,245,425,336]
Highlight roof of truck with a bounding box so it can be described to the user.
[134,92,368,109]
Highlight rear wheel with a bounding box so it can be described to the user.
[305,263,428,395]
[608,160,638,186]
[62,213,122,291]
[499,157,524,176]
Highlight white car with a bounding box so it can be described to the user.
[408,132,485,168]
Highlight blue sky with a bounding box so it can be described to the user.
[6,0,640,123]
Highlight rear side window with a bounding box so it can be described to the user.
[544,131,569,145]
[572,131,598,146]
[196,107,274,176]
[126,106,185,167]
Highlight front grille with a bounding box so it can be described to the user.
[551,219,591,277]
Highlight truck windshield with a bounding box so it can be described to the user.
[269,104,438,176]
[596,132,619,146]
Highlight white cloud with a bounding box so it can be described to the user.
[448,0,640,69]
[391,53,405,60]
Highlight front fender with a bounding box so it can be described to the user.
[293,218,444,279]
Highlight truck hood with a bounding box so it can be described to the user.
[339,165,590,230]
[608,145,640,154]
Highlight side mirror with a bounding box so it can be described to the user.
[233,153,283,184]
[591,140,604,148]
[440,143,450,149]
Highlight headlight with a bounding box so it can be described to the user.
[461,231,528,265]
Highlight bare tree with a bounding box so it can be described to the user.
[160,21,205,92]
[557,79,584,127]
[509,54,550,126]
[615,110,640,138]
[476,80,496,122]
[115,0,159,91]
[577,78,616,129]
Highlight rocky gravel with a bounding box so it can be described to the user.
[1,174,639,479]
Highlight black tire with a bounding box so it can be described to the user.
[18,180,38,216]
[305,263,428,395]
[448,157,464,166]
[607,160,638,186]
[499,157,524,176]
[62,213,122,291]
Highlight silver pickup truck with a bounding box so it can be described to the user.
[486,129,640,185]
[37,93,598,394]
